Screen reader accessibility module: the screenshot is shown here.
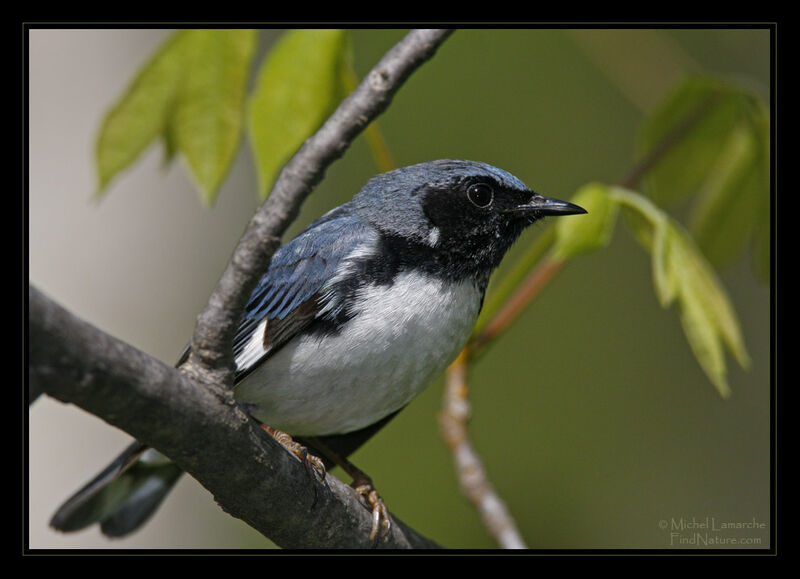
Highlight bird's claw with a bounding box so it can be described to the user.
[262,426,389,541]
[353,482,391,541]
[260,424,326,482]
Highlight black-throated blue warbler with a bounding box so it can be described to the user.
[50,159,586,541]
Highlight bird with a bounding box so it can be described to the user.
[49,159,586,542]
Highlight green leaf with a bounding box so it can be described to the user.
[95,29,257,204]
[171,29,257,205]
[248,29,349,199]
[638,76,771,275]
[682,234,751,374]
[95,30,192,195]
[638,76,744,206]
[678,283,731,398]
[686,123,759,267]
[650,218,678,307]
[551,183,618,261]
[611,187,750,397]
[689,95,770,271]
[664,222,751,398]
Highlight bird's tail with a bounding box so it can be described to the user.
[49,441,183,538]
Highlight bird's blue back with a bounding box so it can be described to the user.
[232,203,376,367]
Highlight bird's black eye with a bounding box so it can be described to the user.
[467,183,493,208]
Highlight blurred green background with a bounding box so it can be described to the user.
[28,27,771,549]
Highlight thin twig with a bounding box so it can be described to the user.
[439,259,564,549]
[439,352,527,549]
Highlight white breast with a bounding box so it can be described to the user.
[234,272,483,436]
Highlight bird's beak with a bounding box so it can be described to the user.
[511,193,587,216]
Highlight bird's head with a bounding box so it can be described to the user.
[354,159,586,274]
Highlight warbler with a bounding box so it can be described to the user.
[50,159,586,541]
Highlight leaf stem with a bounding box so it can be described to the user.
[475,226,556,336]
[469,258,567,358]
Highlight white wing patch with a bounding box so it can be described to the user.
[234,318,269,371]
[233,237,379,375]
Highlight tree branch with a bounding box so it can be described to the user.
[31,28,455,549]
[30,285,439,549]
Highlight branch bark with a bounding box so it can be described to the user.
[30,29,455,549]
[30,286,439,548]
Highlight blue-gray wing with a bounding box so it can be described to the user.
[231,204,377,380]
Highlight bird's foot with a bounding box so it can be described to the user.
[352,479,391,541]
[298,435,392,542]
[260,424,326,482]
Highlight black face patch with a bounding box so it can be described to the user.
[419,176,534,274]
